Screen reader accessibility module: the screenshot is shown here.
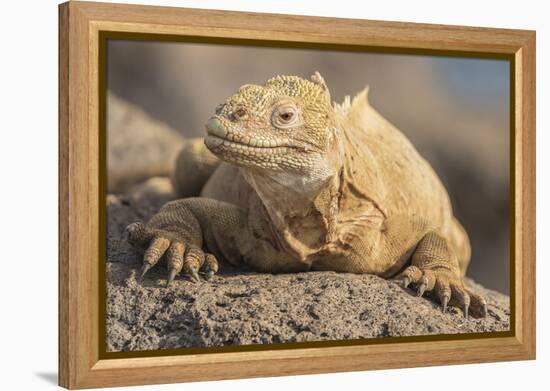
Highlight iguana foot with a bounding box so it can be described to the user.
[125,221,219,286]
[394,265,487,319]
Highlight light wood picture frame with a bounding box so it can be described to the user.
[58,1,536,389]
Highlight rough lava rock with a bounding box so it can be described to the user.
[106,179,510,352]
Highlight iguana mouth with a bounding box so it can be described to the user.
[204,117,292,152]
[204,134,292,153]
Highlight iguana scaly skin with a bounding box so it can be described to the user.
[126,73,487,318]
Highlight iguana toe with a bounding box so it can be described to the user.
[394,265,423,289]
[466,289,488,318]
[450,285,471,319]
[165,242,185,286]
[202,253,219,281]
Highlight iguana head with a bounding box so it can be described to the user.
[204,73,340,183]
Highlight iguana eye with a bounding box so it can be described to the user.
[272,104,301,129]
[280,112,294,121]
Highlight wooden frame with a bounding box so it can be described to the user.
[59,1,536,389]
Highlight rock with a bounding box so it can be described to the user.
[107,92,184,193]
[106,187,510,352]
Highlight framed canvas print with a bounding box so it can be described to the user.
[58,1,536,389]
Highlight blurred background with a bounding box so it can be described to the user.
[107,40,510,294]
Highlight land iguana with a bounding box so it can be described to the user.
[126,72,487,318]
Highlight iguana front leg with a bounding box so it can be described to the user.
[126,198,248,285]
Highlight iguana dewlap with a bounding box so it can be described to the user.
[126,72,486,318]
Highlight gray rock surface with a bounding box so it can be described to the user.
[106,183,510,352]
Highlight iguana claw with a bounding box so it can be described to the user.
[441,296,449,313]
[139,264,152,281]
[416,283,426,297]
[166,268,178,287]
[189,268,201,283]
[480,303,487,317]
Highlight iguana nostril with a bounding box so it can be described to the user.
[235,108,246,118]
[229,107,247,122]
